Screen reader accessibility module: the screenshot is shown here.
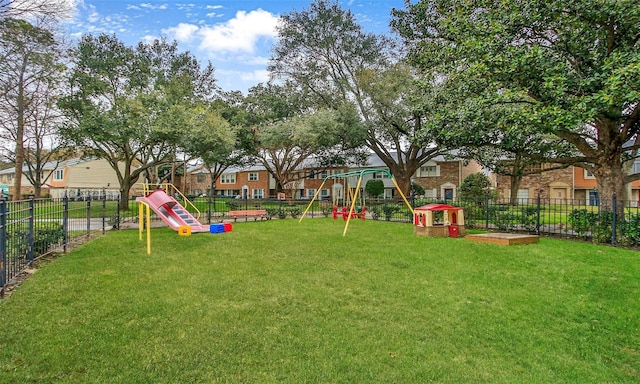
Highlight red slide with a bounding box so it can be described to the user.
[136,189,209,232]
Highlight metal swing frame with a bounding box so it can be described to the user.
[299,169,415,236]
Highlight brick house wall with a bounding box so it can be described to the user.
[495,165,573,200]
[413,161,461,199]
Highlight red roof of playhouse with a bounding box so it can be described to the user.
[415,203,462,211]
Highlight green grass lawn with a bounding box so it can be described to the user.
[1,219,639,383]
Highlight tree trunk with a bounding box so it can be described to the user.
[13,72,26,201]
[119,178,132,211]
[593,163,626,217]
[509,174,523,206]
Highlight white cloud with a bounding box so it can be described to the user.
[141,34,158,44]
[140,3,168,11]
[240,69,270,83]
[206,5,223,10]
[162,23,199,43]
[197,9,279,54]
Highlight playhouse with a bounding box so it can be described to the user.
[413,203,466,237]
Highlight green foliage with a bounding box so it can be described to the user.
[459,173,494,202]
[59,35,219,210]
[365,179,384,198]
[225,200,239,211]
[265,207,279,219]
[619,214,640,246]
[381,203,400,221]
[392,0,640,208]
[411,182,425,196]
[321,205,333,218]
[270,0,446,198]
[287,205,302,219]
[568,209,598,237]
[32,222,64,255]
[10,222,64,257]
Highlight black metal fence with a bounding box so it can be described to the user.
[120,193,640,247]
[4,193,639,296]
[0,196,117,297]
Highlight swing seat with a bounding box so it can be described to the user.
[339,206,366,221]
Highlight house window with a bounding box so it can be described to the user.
[321,189,330,198]
[633,161,640,174]
[517,189,530,200]
[318,170,329,179]
[584,169,595,179]
[420,165,439,177]
[220,173,236,184]
[248,172,259,181]
[53,169,64,181]
[373,172,389,179]
[196,173,205,183]
[252,189,264,199]
[307,189,316,199]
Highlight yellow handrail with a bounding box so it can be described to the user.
[136,183,201,221]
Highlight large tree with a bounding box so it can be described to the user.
[0,0,74,21]
[0,18,65,199]
[59,35,218,209]
[244,81,365,198]
[269,0,448,196]
[392,0,640,210]
[181,103,249,199]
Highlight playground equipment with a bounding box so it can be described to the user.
[135,183,209,233]
[135,183,232,254]
[413,203,466,237]
[299,169,414,236]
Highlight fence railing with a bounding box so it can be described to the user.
[0,195,118,297]
[118,194,640,246]
[4,193,639,296]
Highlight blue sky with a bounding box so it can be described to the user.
[65,0,406,94]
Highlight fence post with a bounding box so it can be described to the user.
[86,196,91,237]
[28,197,35,266]
[612,193,617,246]
[115,197,120,230]
[0,198,6,297]
[485,194,490,230]
[536,191,541,235]
[102,189,106,235]
[63,196,69,254]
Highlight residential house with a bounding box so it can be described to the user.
[181,152,488,203]
[495,161,640,206]
[0,157,133,200]
[495,164,573,201]
[413,156,486,200]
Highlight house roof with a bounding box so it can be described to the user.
[0,157,97,175]
[415,203,462,211]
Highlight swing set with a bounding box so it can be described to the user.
[299,169,414,236]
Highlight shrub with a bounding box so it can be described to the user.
[265,208,279,219]
[568,209,597,237]
[619,214,640,246]
[287,206,302,219]
[382,204,400,221]
[365,179,384,199]
[33,222,64,255]
[225,200,239,211]
[459,173,495,202]
[11,222,64,258]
